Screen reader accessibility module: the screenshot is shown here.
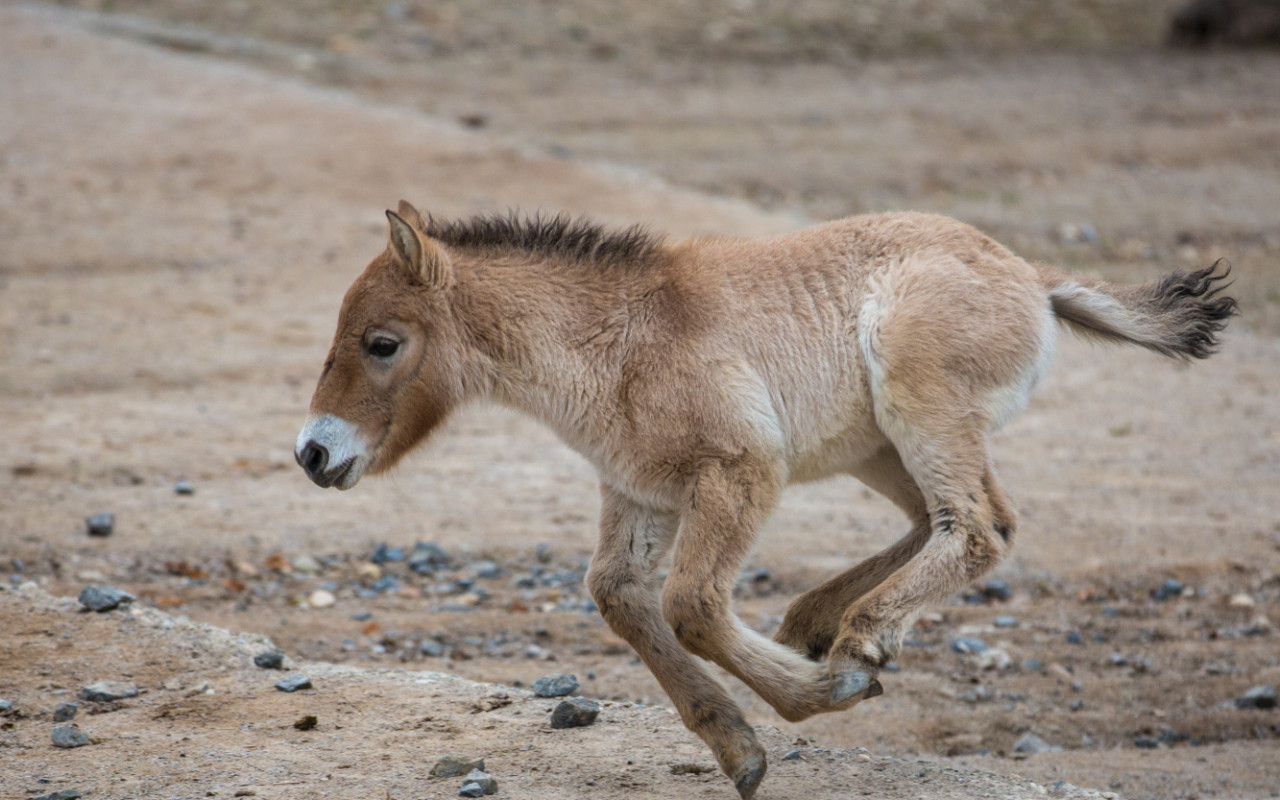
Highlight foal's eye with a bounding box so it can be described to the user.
[368,338,400,359]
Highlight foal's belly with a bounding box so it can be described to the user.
[785,414,887,484]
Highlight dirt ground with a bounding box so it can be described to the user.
[2,3,1279,800]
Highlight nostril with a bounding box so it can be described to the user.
[300,441,329,476]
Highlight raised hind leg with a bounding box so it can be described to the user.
[774,445,930,660]
[659,455,838,726]
[586,487,766,800]
[825,427,1018,706]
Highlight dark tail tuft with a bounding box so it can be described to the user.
[1144,259,1238,359]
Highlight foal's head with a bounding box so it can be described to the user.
[295,201,465,489]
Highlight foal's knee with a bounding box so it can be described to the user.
[661,582,724,658]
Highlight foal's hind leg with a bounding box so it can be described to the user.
[774,446,930,660]
[825,427,1017,705]
[586,487,766,800]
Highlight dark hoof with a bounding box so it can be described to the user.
[733,756,767,800]
[830,670,883,706]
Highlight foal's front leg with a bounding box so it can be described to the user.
[660,456,841,723]
[585,487,767,800]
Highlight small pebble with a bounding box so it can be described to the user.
[78,585,135,612]
[81,681,138,702]
[173,480,195,495]
[1066,632,1084,645]
[51,725,91,748]
[781,749,803,761]
[253,649,286,670]
[85,513,115,537]
[1133,736,1159,749]
[462,769,498,795]
[1070,699,1084,712]
[550,697,601,729]
[1152,578,1184,601]
[308,589,336,608]
[293,715,318,730]
[421,640,447,657]
[275,674,312,693]
[459,783,485,798]
[0,699,13,715]
[408,541,451,574]
[1013,733,1062,754]
[34,790,82,800]
[53,702,78,722]
[951,637,988,654]
[982,580,1012,602]
[993,616,1019,628]
[532,673,579,698]
[370,543,405,564]
[1234,684,1278,710]
[430,755,485,778]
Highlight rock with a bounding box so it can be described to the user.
[982,580,1012,602]
[53,702,78,722]
[275,674,312,693]
[254,649,286,670]
[1108,653,1128,667]
[34,790,83,800]
[1013,733,1062,754]
[462,769,498,795]
[308,589,336,608]
[370,543,406,564]
[371,575,401,594]
[951,637,989,654]
[459,783,485,798]
[993,616,1019,628]
[1065,632,1084,645]
[51,725,91,748]
[420,640,447,657]
[293,714,318,730]
[78,584,135,612]
[471,560,503,579]
[292,554,321,574]
[550,697,601,729]
[1133,736,1159,749]
[1228,593,1255,608]
[535,543,553,563]
[408,541,451,574]
[781,749,803,761]
[81,681,138,702]
[85,512,115,537]
[532,673,579,698]
[1152,578,1184,601]
[1234,684,1278,710]
[430,755,486,778]
[977,648,1012,671]
[0,698,12,715]
[173,480,195,495]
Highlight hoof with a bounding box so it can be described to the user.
[829,670,884,707]
[732,755,767,800]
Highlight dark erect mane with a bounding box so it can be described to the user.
[422,211,664,267]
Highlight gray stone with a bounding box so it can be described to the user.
[254,648,286,670]
[1012,733,1061,754]
[53,702,78,722]
[950,637,988,654]
[81,681,138,702]
[78,584,135,612]
[462,769,498,795]
[781,748,803,761]
[532,673,579,698]
[51,725,91,748]
[1133,736,1159,749]
[0,698,12,715]
[408,541,451,574]
[550,697,601,729]
[420,640,447,658]
[274,674,312,693]
[430,755,485,778]
[982,580,1012,602]
[1235,684,1278,710]
[85,512,115,537]
[993,616,1020,628]
[173,480,195,495]
[34,790,83,800]
[1153,578,1184,600]
[459,783,485,798]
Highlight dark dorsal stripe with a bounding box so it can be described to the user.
[422,211,663,267]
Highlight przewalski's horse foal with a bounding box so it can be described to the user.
[296,201,1234,799]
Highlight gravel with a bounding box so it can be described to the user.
[33,790,83,800]
[532,673,579,698]
[550,697,601,729]
[173,480,195,495]
[1234,684,1278,710]
[951,637,989,654]
[253,649,286,670]
[84,513,115,537]
[78,585,135,612]
[462,769,498,795]
[993,616,1020,628]
[51,725,92,748]
[1152,578,1185,601]
[275,674,312,693]
[408,541,451,574]
[53,702,78,722]
[430,755,486,778]
[81,681,139,701]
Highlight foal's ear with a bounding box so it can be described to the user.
[396,199,428,231]
[387,209,450,288]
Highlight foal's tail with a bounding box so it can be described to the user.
[1036,260,1237,360]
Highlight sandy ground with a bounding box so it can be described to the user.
[2,4,1279,800]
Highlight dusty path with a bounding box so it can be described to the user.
[2,5,1278,800]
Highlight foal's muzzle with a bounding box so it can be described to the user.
[295,414,368,490]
